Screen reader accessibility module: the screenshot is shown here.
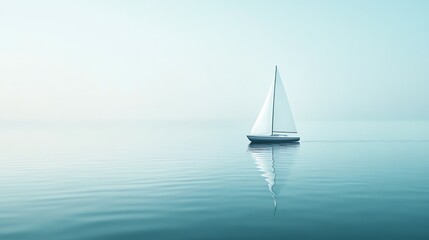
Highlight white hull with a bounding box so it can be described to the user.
[247,134,300,143]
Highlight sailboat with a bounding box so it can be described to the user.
[247,66,300,142]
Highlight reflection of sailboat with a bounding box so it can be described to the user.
[247,66,300,143]
[248,142,299,212]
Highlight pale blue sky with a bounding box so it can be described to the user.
[1,0,428,121]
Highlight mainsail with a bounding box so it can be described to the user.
[272,68,297,134]
[250,66,297,135]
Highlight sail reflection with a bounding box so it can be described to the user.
[247,142,300,213]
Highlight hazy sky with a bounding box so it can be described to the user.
[1,0,428,121]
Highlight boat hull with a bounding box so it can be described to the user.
[247,135,300,143]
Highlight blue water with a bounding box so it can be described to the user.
[1,121,428,239]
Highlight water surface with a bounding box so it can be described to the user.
[1,121,428,239]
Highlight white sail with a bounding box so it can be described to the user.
[272,69,297,133]
[250,66,297,136]
[250,82,274,135]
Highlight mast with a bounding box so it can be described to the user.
[271,65,277,135]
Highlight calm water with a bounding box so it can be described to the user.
[1,121,429,239]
